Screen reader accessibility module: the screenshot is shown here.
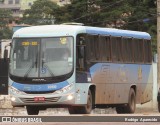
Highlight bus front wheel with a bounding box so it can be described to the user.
[68,90,92,114]
[26,106,39,115]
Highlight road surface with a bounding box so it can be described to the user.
[0,101,159,125]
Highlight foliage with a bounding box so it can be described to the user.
[0,28,13,40]
[124,0,156,53]
[22,0,59,25]
[63,0,156,53]
[0,9,13,39]
[0,9,12,29]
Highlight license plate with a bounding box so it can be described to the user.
[34,97,45,102]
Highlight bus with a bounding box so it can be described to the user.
[7,24,153,115]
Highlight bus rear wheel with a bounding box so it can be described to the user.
[68,90,92,114]
[116,106,126,114]
[26,106,39,115]
[116,88,136,114]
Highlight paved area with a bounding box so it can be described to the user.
[0,91,159,125]
[0,94,158,115]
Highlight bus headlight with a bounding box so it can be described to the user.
[9,86,26,95]
[11,96,16,102]
[55,83,74,94]
[67,95,73,100]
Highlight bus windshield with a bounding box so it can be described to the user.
[10,37,73,78]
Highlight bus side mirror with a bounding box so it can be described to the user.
[4,49,8,61]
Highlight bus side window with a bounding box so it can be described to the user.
[111,37,123,62]
[76,36,86,70]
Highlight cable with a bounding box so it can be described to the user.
[71,0,124,22]
[86,15,156,26]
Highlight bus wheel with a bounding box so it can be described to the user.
[68,90,92,114]
[116,88,136,114]
[125,88,136,113]
[116,106,126,114]
[68,107,77,114]
[26,106,39,115]
[82,90,93,114]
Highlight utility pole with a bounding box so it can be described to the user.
[157,0,160,112]
[158,0,160,90]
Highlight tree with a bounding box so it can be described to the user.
[0,9,12,29]
[54,0,101,26]
[53,5,72,24]
[62,0,156,53]
[123,0,156,53]
[64,0,90,25]
[0,9,13,39]
[64,0,132,27]
[22,0,59,25]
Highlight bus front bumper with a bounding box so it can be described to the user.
[10,93,76,107]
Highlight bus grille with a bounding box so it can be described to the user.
[20,97,60,103]
[24,91,56,94]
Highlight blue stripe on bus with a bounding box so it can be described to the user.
[89,63,151,83]
[12,81,69,92]
[86,27,151,40]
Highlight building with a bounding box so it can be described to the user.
[0,0,70,27]
[0,0,71,17]
[20,0,36,10]
[0,0,21,17]
[51,0,70,6]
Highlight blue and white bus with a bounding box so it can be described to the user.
[8,24,153,115]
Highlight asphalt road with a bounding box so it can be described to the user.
[0,100,158,116]
[0,100,159,125]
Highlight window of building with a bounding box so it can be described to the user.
[0,0,4,4]
[15,0,20,4]
[28,2,32,6]
[8,0,13,4]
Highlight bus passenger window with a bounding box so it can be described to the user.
[76,36,86,70]
[144,40,152,63]
[111,37,122,62]
[99,36,111,61]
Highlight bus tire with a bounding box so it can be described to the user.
[26,106,39,115]
[116,106,126,114]
[68,90,92,114]
[68,107,77,114]
[116,88,136,114]
[81,90,93,114]
[125,88,136,113]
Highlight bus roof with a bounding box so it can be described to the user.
[86,27,151,40]
[13,25,151,40]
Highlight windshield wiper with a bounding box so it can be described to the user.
[43,63,55,77]
[24,53,38,78]
[41,51,55,77]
